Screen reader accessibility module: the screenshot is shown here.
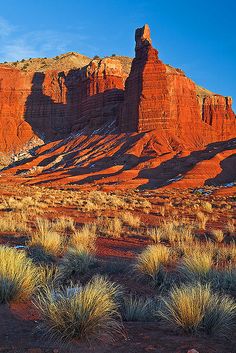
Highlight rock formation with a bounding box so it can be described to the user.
[0,24,235,155]
[120,24,236,145]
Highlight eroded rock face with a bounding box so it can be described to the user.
[0,24,235,154]
[0,58,127,152]
[120,24,236,144]
[0,66,35,152]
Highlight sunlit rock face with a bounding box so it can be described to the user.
[0,24,235,153]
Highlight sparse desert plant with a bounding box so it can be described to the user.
[158,282,211,333]
[226,219,235,235]
[158,282,236,337]
[0,212,30,232]
[59,248,96,278]
[156,221,194,245]
[53,217,76,233]
[134,245,170,285]
[179,252,213,283]
[0,246,39,302]
[97,217,122,238]
[147,227,161,243]
[211,229,224,243]
[196,211,209,230]
[69,224,97,251]
[159,206,166,217]
[34,275,123,343]
[202,293,236,337]
[120,212,140,228]
[28,218,64,256]
[121,295,155,321]
[201,201,213,213]
[212,267,236,292]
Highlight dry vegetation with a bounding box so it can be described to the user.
[0,185,235,347]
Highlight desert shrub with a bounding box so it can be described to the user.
[28,218,64,256]
[0,246,39,302]
[53,217,76,233]
[34,275,123,342]
[59,248,96,278]
[211,229,224,243]
[97,217,122,238]
[157,221,194,245]
[196,211,209,230]
[226,220,235,235]
[121,295,155,321]
[179,252,213,283]
[212,268,236,292]
[0,212,30,232]
[147,227,161,243]
[201,201,213,213]
[158,282,236,337]
[134,245,170,286]
[120,212,140,228]
[69,224,97,251]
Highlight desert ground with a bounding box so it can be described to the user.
[0,183,235,353]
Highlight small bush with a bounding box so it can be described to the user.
[158,282,236,337]
[0,213,29,232]
[120,212,140,228]
[211,229,224,243]
[69,224,97,251]
[34,275,123,343]
[59,248,96,278]
[121,295,155,321]
[179,252,212,283]
[53,217,76,233]
[134,245,170,285]
[147,227,161,243]
[196,211,209,230]
[28,218,64,256]
[97,217,122,238]
[0,246,39,302]
[201,201,213,213]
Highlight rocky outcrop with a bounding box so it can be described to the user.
[0,58,128,152]
[0,24,235,154]
[120,24,236,144]
[76,58,126,130]
[0,66,35,152]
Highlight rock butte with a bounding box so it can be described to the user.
[0,24,235,190]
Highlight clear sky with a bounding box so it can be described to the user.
[0,0,235,110]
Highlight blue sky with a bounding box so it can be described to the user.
[0,0,235,110]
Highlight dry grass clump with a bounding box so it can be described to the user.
[148,227,161,243]
[158,282,236,337]
[179,252,213,283]
[0,213,30,232]
[0,246,39,302]
[196,211,209,230]
[201,201,213,213]
[0,196,48,214]
[28,218,64,256]
[121,295,155,321]
[97,217,122,238]
[59,248,96,278]
[226,219,235,235]
[134,245,170,283]
[34,275,123,343]
[120,212,140,228]
[69,224,97,252]
[211,229,224,243]
[155,221,194,245]
[53,217,76,233]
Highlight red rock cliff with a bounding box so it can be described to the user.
[0,24,235,154]
[0,58,127,152]
[120,24,236,144]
